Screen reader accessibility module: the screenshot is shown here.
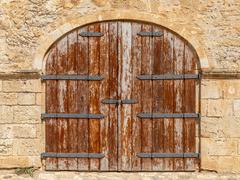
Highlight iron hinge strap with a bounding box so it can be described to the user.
[79,32,103,37]
[41,75,104,81]
[41,113,105,120]
[137,113,200,119]
[137,74,199,80]
[137,153,199,158]
[101,99,138,104]
[41,152,104,158]
[137,31,163,37]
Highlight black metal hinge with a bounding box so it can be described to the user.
[41,113,105,120]
[101,99,138,105]
[137,153,199,158]
[137,74,200,80]
[137,31,163,37]
[79,32,103,37]
[137,113,200,119]
[41,75,104,81]
[41,152,104,158]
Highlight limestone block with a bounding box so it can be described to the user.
[221,116,240,138]
[201,117,224,138]
[0,125,13,139]
[201,99,208,117]
[92,0,108,6]
[0,80,2,91]
[221,99,234,117]
[35,93,42,106]
[223,80,240,99]
[13,106,41,123]
[0,156,41,168]
[233,99,240,117]
[13,124,37,138]
[201,138,237,156]
[0,139,13,155]
[17,93,35,105]
[13,139,41,156]
[201,155,218,171]
[3,80,41,93]
[0,93,17,105]
[207,99,223,117]
[0,105,13,123]
[201,81,222,99]
[217,156,240,173]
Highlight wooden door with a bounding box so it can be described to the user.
[42,21,200,171]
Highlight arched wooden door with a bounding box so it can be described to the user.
[41,20,200,171]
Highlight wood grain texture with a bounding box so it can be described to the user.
[77,27,89,171]
[88,23,101,171]
[140,24,153,171]
[152,25,164,171]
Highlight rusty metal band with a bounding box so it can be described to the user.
[137,31,163,37]
[79,32,103,37]
[137,113,200,119]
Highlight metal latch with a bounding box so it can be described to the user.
[101,99,138,105]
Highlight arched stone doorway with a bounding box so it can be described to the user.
[41,20,200,171]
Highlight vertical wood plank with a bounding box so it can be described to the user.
[152,25,164,171]
[108,22,118,171]
[56,36,69,170]
[77,27,89,171]
[141,24,153,171]
[67,31,78,170]
[88,23,101,171]
[118,22,133,171]
[99,22,110,171]
[131,22,142,171]
[184,44,197,171]
[45,46,58,170]
[162,30,174,171]
[173,36,184,170]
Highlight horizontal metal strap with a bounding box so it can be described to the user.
[137,74,199,80]
[79,32,103,37]
[101,99,138,104]
[137,113,199,119]
[137,31,163,37]
[41,152,104,158]
[137,153,199,158]
[41,113,105,119]
[41,75,104,81]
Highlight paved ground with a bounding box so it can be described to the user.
[1,170,240,180]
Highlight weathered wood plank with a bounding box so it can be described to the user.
[77,27,89,171]
[131,22,142,171]
[56,36,69,170]
[173,36,184,170]
[184,44,197,171]
[152,25,164,171]
[118,22,133,171]
[141,24,153,171]
[45,46,58,170]
[108,22,118,171]
[99,22,110,171]
[66,31,78,170]
[162,30,174,171]
[88,23,101,171]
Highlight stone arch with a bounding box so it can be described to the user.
[33,10,209,73]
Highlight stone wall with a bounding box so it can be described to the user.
[0,0,239,173]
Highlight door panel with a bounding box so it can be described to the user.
[44,20,199,172]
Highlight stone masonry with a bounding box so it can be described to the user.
[0,0,240,173]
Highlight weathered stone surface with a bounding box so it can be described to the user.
[0,156,40,168]
[17,93,35,105]
[0,139,12,155]
[207,99,223,117]
[233,99,240,117]
[13,124,37,138]
[13,139,41,156]
[2,80,41,93]
[201,80,222,99]
[0,93,17,105]
[13,106,41,123]
[0,105,13,123]
[0,125,13,139]
[223,80,240,99]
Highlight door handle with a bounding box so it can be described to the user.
[101,99,137,105]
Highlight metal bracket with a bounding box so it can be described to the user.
[137,113,200,119]
[41,113,105,120]
[101,99,137,105]
[79,32,103,37]
[137,153,199,158]
[137,74,199,80]
[41,152,105,158]
[41,75,104,81]
[137,31,163,37]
